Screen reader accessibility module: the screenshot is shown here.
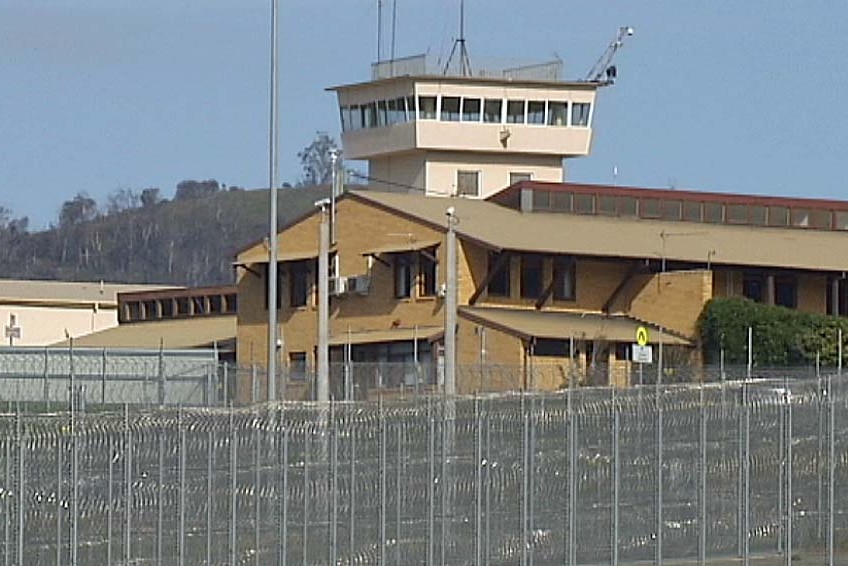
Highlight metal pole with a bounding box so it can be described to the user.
[14,408,23,566]
[612,388,619,566]
[124,405,131,565]
[785,389,793,566]
[380,398,387,566]
[317,202,330,403]
[253,408,261,566]
[107,433,114,566]
[179,411,187,566]
[330,149,339,246]
[521,394,528,566]
[330,407,339,566]
[157,426,164,565]
[444,207,458,396]
[747,326,753,380]
[4,438,10,566]
[656,356,663,565]
[280,407,289,566]
[348,414,355,562]
[699,383,707,566]
[484,399,491,566]
[267,0,280,402]
[230,411,237,566]
[207,428,214,566]
[428,397,435,566]
[568,338,577,566]
[345,327,353,401]
[70,359,78,566]
[302,429,310,566]
[475,397,483,566]
[56,435,63,566]
[396,417,403,566]
[743,383,750,566]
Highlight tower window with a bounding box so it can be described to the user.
[457,170,480,197]
[506,100,525,124]
[441,96,461,121]
[462,98,481,122]
[548,101,568,126]
[571,102,591,126]
[483,99,503,123]
[418,96,437,120]
[527,101,546,124]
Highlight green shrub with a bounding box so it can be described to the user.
[697,297,848,366]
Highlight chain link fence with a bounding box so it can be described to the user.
[0,373,847,565]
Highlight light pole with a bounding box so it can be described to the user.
[267,0,280,401]
[444,206,458,396]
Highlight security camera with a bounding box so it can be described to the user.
[626,26,634,36]
[446,206,456,217]
[275,338,283,350]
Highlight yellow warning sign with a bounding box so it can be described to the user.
[636,326,649,347]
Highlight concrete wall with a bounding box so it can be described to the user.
[0,304,118,347]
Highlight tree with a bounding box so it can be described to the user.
[297,132,338,187]
[175,179,220,201]
[106,188,140,215]
[59,193,98,227]
[140,187,163,208]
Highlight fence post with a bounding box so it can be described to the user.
[699,383,707,565]
[251,364,258,405]
[567,365,577,566]
[611,388,620,566]
[229,409,237,566]
[279,406,289,566]
[427,397,435,566]
[475,397,483,566]
[785,389,793,566]
[253,406,260,566]
[6,431,12,566]
[743,383,751,565]
[379,398,387,566]
[101,348,107,406]
[347,408,355,565]
[124,404,132,565]
[158,341,165,408]
[207,426,214,566]
[179,409,187,566]
[56,434,63,566]
[107,433,114,566]
[655,365,664,565]
[521,393,529,566]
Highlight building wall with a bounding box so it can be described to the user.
[369,153,426,193]
[628,270,713,338]
[0,304,118,347]
[456,318,523,393]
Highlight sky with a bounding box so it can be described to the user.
[2,1,848,229]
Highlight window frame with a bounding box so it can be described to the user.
[520,254,544,299]
[456,170,481,197]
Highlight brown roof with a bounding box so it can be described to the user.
[351,191,848,273]
[329,326,442,346]
[0,279,174,307]
[459,307,691,346]
[53,316,236,349]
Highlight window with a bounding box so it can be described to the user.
[340,106,350,132]
[487,251,510,297]
[440,96,461,121]
[377,100,389,127]
[532,189,551,210]
[571,103,591,126]
[127,301,141,321]
[483,99,503,123]
[419,248,438,297]
[775,277,797,308]
[418,96,437,119]
[552,192,573,212]
[662,200,682,221]
[548,101,568,126]
[553,257,576,301]
[704,202,723,223]
[617,196,637,216]
[160,299,174,318]
[143,300,158,319]
[364,102,378,128]
[224,294,237,314]
[394,254,414,298]
[462,98,481,121]
[349,105,363,130]
[743,274,764,303]
[683,201,702,222]
[726,204,748,224]
[289,352,308,381]
[209,295,223,314]
[811,210,832,229]
[527,101,546,124]
[598,195,616,215]
[791,208,810,227]
[836,211,848,230]
[510,172,532,185]
[640,198,661,218]
[386,98,400,124]
[405,96,416,121]
[177,297,191,315]
[457,170,480,197]
[506,100,525,124]
[290,260,311,307]
[750,205,767,225]
[574,194,594,214]
[521,255,544,299]
[768,206,789,226]
[534,339,572,358]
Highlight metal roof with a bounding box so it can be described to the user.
[351,191,848,273]
[53,316,236,349]
[459,307,691,345]
[329,326,442,347]
[0,279,174,306]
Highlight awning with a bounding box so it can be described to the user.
[236,248,319,265]
[459,307,691,346]
[329,326,443,347]
[361,240,440,256]
[53,316,237,350]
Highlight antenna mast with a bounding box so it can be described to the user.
[443,0,472,76]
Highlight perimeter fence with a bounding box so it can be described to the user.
[1,373,847,565]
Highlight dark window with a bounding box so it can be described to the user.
[726,204,748,224]
[598,195,616,215]
[457,170,480,197]
[386,98,399,125]
[483,99,502,123]
[527,101,545,124]
[768,206,789,226]
[209,295,223,314]
[574,194,594,214]
[743,275,764,303]
[487,252,510,297]
[160,299,174,318]
[377,100,389,127]
[290,261,310,307]
[418,96,437,119]
[683,201,702,222]
[552,192,573,212]
[440,96,461,121]
[394,254,414,298]
[811,210,832,229]
[405,96,416,121]
[364,102,378,128]
[640,198,661,218]
[547,101,568,126]
[506,100,525,123]
[775,278,797,308]
[662,200,682,220]
[750,205,767,225]
[224,294,237,313]
[289,352,308,381]
[349,105,362,130]
[127,301,142,322]
[461,98,481,121]
[532,189,551,210]
[143,300,158,320]
[617,196,637,216]
[614,343,630,361]
[521,255,544,299]
[176,297,191,315]
[418,248,438,297]
[704,202,723,223]
[534,339,571,357]
[553,258,576,301]
[571,103,591,126]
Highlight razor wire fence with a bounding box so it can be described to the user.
[1,374,848,565]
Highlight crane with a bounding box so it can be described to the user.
[584,26,634,83]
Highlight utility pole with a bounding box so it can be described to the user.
[267,0,280,401]
[316,200,331,402]
[444,206,458,396]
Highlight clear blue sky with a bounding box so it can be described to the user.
[2,1,847,229]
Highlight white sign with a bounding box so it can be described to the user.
[5,326,21,339]
[631,344,653,364]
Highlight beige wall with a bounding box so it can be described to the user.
[369,153,426,193]
[628,270,713,338]
[712,269,830,315]
[0,304,118,347]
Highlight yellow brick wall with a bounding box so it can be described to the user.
[628,270,713,338]
[456,317,523,393]
[797,273,827,313]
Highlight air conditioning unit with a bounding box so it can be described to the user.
[347,274,371,296]
[329,276,347,296]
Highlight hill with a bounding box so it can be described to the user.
[0,186,331,286]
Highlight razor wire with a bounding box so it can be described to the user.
[0,375,847,565]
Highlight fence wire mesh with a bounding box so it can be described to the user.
[0,374,847,565]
